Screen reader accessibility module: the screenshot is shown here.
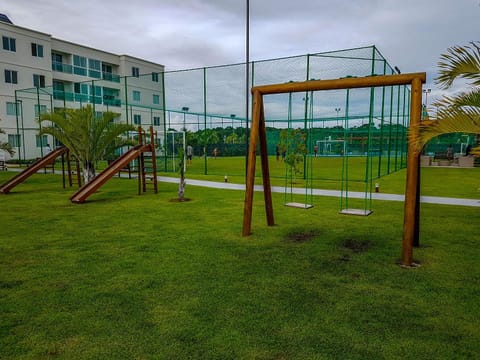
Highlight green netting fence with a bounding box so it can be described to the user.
[14,45,422,189]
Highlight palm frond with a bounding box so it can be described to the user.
[0,119,15,156]
[410,111,480,149]
[433,89,480,111]
[39,105,135,174]
[0,141,15,156]
[436,42,480,89]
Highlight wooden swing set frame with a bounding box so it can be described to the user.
[242,72,426,267]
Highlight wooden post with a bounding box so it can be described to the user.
[402,77,422,266]
[258,102,274,226]
[138,127,143,195]
[242,90,262,236]
[413,157,421,247]
[149,126,158,194]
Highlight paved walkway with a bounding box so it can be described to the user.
[158,176,480,208]
[4,168,478,207]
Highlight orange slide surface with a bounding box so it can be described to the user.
[0,147,68,194]
[70,144,151,203]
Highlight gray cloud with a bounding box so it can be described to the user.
[1,0,478,101]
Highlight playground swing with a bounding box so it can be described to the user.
[283,91,314,209]
[339,88,373,216]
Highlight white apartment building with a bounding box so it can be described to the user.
[0,13,165,161]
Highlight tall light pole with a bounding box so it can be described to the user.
[423,88,431,108]
[181,106,189,131]
[335,107,341,127]
[422,89,431,120]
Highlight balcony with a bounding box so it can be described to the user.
[102,72,121,83]
[103,95,121,107]
[53,90,75,101]
[88,70,102,79]
[52,62,73,74]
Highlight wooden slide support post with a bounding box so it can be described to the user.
[242,73,426,267]
[401,77,423,267]
[149,126,158,194]
[137,126,144,195]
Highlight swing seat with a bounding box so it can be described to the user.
[285,202,313,209]
[339,208,372,216]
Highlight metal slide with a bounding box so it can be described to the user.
[0,147,68,194]
[70,144,152,203]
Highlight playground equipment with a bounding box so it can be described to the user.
[242,72,426,269]
[70,126,157,203]
[0,147,80,194]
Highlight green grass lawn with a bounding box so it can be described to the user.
[0,171,479,359]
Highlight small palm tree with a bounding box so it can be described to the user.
[414,42,480,155]
[39,105,135,183]
[0,121,15,156]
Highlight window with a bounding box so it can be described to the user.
[53,80,65,92]
[153,116,161,126]
[90,85,102,104]
[52,52,62,63]
[74,83,89,94]
[4,69,18,84]
[2,36,16,51]
[31,43,44,57]
[132,67,139,77]
[33,74,46,88]
[152,72,159,82]
[8,134,21,147]
[6,102,20,116]
[133,90,141,102]
[36,135,48,148]
[34,104,47,118]
[88,58,101,78]
[73,55,87,76]
[152,94,160,105]
[51,52,70,73]
[103,87,120,106]
[133,114,141,125]
[102,63,112,73]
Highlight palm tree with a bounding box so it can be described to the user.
[39,105,135,183]
[0,120,15,157]
[414,42,480,155]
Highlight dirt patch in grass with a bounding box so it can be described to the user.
[284,229,321,243]
[342,238,371,253]
[168,198,192,202]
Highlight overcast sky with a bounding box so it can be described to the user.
[1,0,478,102]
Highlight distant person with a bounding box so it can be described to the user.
[314,145,318,157]
[213,147,218,159]
[186,145,193,164]
[446,144,454,160]
[45,143,52,154]
[276,144,280,161]
[465,144,472,156]
[281,147,286,161]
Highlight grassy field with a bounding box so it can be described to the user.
[0,169,479,359]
